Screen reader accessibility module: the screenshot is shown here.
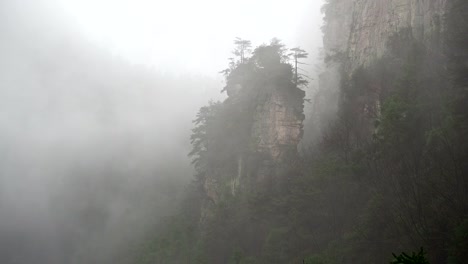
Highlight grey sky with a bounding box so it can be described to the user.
[57,0,324,75]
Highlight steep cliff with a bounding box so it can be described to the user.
[252,85,304,162]
[139,2,467,263]
[136,0,468,264]
[190,42,306,232]
[315,1,468,263]
[323,0,448,71]
[317,0,451,138]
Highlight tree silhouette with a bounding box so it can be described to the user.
[289,47,309,88]
[233,37,252,64]
[391,248,430,264]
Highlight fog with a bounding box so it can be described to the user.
[0,0,324,263]
[58,0,324,75]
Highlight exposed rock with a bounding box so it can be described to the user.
[318,0,450,137]
[323,0,448,71]
[252,85,305,162]
[200,80,304,206]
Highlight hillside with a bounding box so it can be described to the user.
[138,1,467,263]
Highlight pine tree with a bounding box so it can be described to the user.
[289,47,309,88]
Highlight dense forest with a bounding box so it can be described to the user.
[135,1,468,263]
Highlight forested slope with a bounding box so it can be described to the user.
[138,1,467,263]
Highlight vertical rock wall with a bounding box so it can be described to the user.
[318,0,449,137]
[199,79,305,227]
[323,0,448,71]
[252,85,305,162]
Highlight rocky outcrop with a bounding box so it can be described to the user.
[323,0,448,71]
[317,0,450,137]
[252,85,305,162]
[198,78,304,230]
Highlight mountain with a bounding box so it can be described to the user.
[139,1,467,263]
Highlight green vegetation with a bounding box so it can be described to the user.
[391,248,429,264]
[136,1,468,263]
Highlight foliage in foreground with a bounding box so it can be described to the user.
[391,248,430,264]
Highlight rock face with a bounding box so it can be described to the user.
[317,0,450,137]
[252,85,305,162]
[323,0,448,71]
[199,78,305,225]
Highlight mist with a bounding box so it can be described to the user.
[0,0,325,263]
[0,1,221,263]
[2,0,465,263]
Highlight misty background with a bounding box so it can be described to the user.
[0,0,324,263]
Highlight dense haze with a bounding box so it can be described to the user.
[2,0,467,263]
[0,0,324,263]
[58,0,324,75]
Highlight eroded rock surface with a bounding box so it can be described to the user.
[252,86,305,162]
[323,0,448,70]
